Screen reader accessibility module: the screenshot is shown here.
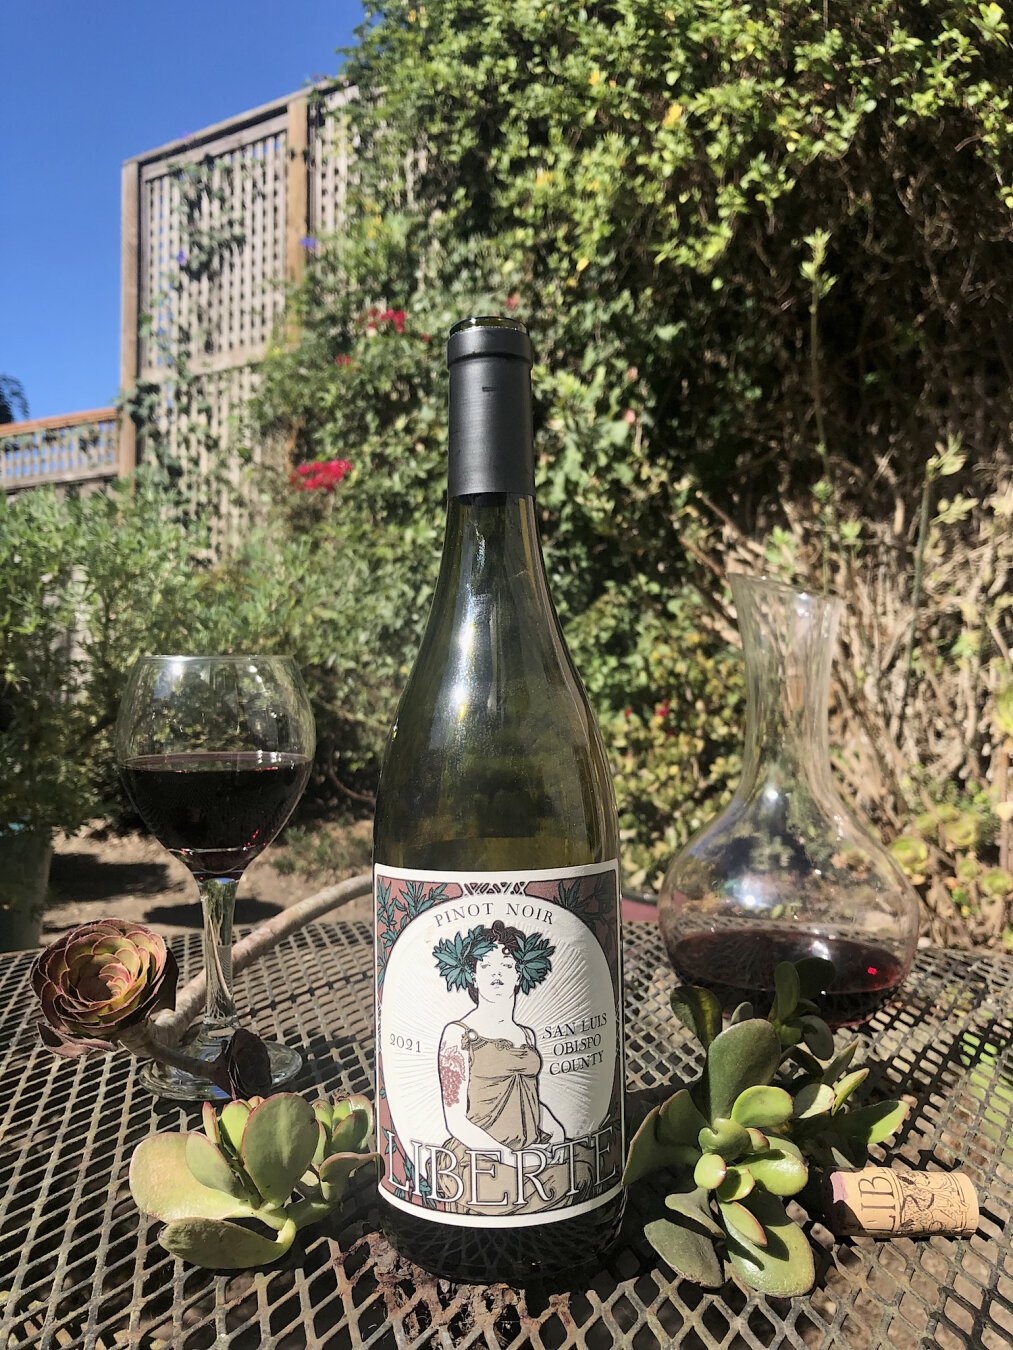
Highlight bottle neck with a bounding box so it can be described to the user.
[448,352,535,497]
[435,494,553,611]
[732,576,841,799]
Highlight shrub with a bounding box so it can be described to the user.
[247,0,1012,941]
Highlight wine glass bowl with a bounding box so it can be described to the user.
[116,655,315,1100]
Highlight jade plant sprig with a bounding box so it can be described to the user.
[622,960,908,1295]
[129,1092,380,1269]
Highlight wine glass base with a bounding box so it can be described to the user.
[138,1040,303,1102]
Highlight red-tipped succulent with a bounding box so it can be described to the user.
[31,919,179,1058]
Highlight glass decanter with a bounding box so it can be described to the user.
[658,574,919,1026]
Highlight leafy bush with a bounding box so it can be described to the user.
[0,478,215,833]
[246,0,1012,938]
[0,473,410,836]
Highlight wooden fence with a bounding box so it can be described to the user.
[121,82,355,532]
[1,409,121,494]
[3,84,354,510]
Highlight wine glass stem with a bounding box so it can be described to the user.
[197,875,240,1035]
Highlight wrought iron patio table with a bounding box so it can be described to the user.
[1,920,1011,1349]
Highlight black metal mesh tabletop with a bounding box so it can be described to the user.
[1,920,1012,1349]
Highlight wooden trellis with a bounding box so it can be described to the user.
[120,83,355,530]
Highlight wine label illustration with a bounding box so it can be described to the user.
[374,861,624,1228]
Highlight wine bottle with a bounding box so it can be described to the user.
[373,316,625,1283]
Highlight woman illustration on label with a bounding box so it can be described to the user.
[433,919,592,1214]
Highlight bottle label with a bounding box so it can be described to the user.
[374,861,624,1228]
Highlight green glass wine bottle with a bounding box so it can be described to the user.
[373,316,626,1283]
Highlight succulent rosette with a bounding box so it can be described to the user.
[31,918,179,1058]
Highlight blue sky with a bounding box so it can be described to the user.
[1,1,363,420]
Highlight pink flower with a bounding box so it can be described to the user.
[505,294,520,310]
[624,409,637,425]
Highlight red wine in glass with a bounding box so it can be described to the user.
[122,751,312,879]
[669,928,904,1027]
[115,654,316,1101]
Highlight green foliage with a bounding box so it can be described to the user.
[0,469,417,836]
[129,1092,379,1270]
[0,376,28,424]
[624,961,907,1293]
[0,477,216,833]
[249,0,1012,899]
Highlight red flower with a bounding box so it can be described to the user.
[379,308,407,333]
[656,701,670,719]
[290,459,353,492]
[335,354,353,367]
[420,332,432,343]
[359,306,407,335]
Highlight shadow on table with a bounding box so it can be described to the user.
[49,850,176,903]
[144,896,284,928]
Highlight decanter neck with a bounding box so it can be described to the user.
[731,575,842,795]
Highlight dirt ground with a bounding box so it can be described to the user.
[43,821,374,945]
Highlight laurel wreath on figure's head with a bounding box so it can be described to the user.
[433,922,555,995]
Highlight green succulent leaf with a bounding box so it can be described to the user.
[746,1127,769,1151]
[694,1152,727,1190]
[742,1138,808,1196]
[833,1068,869,1110]
[311,1120,328,1167]
[201,1102,220,1145]
[623,1099,699,1187]
[730,1001,754,1024]
[700,1019,782,1121]
[220,1101,251,1152]
[716,1166,755,1203]
[624,1088,707,1187]
[240,1095,320,1204]
[658,1087,708,1146]
[670,985,723,1050]
[318,1150,381,1202]
[663,1181,724,1237]
[312,1101,334,1131]
[799,1015,835,1060]
[644,1216,723,1288]
[129,1134,254,1223]
[793,1082,836,1119]
[719,1198,767,1246]
[726,1193,815,1296]
[731,1085,793,1129]
[159,1216,296,1270]
[784,1045,824,1077]
[794,957,836,1001]
[329,1106,372,1154]
[333,1093,374,1134]
[698,1117,750,1160]
[184,1133,247,1198]
[822,1099,909,1143]
[772,963,800,1022]
[821,1040,859,1085]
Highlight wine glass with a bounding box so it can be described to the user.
[115,655,315,1100]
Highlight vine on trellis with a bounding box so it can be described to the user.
[119,155,270,534]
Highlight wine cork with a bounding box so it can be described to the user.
[823,1166,979,1238]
